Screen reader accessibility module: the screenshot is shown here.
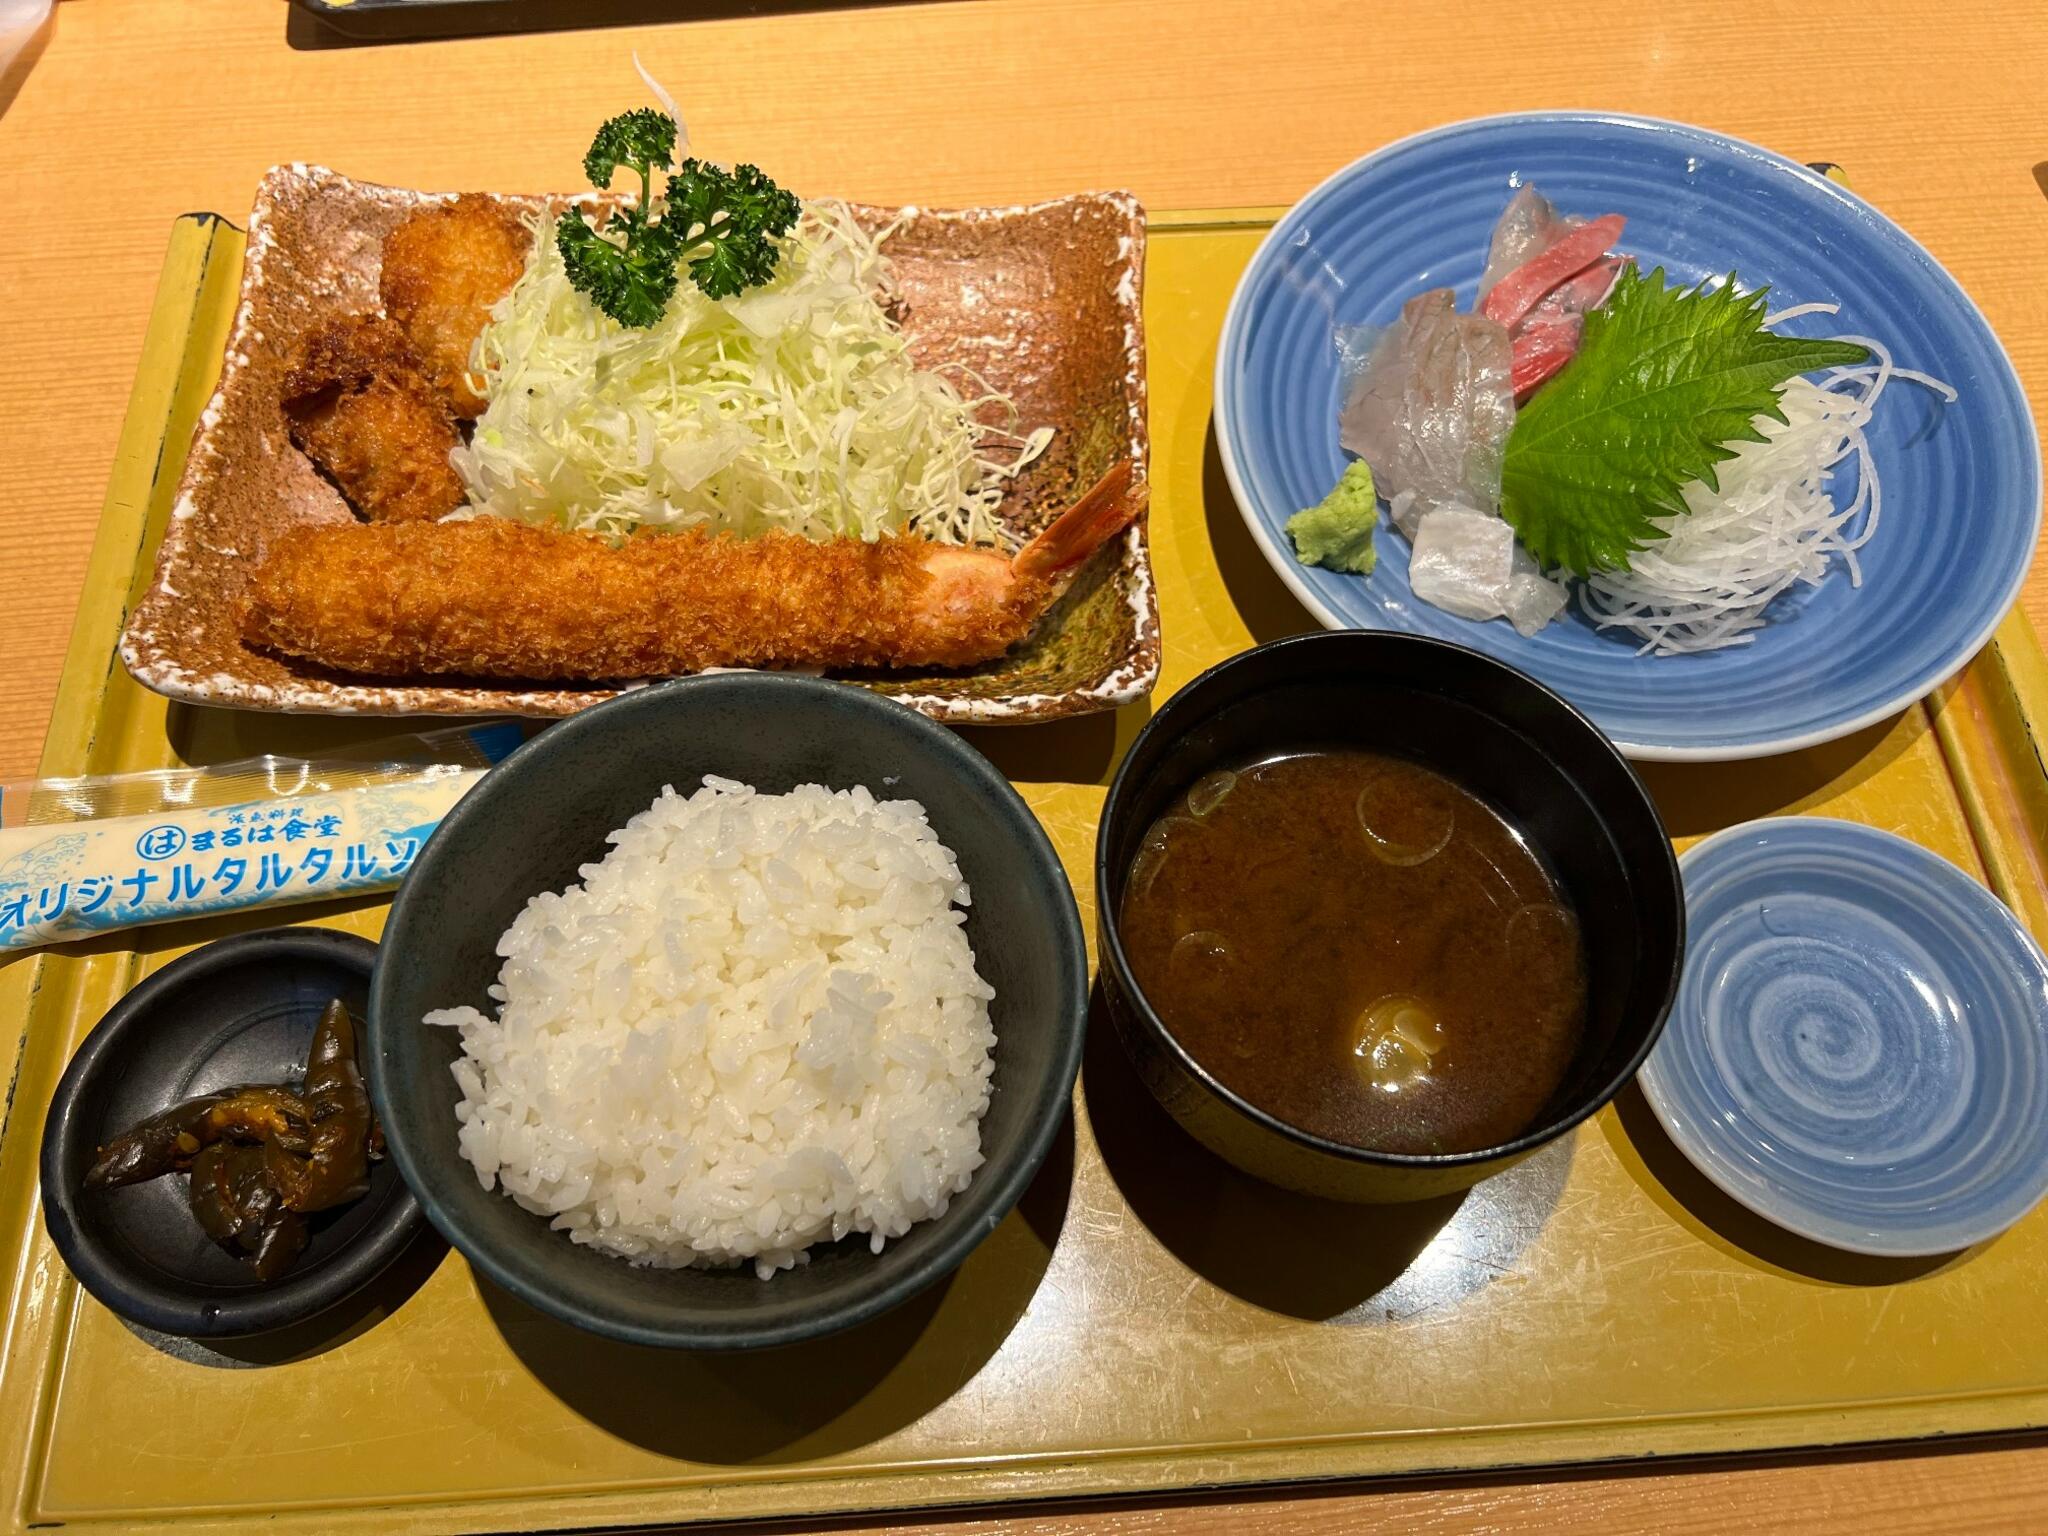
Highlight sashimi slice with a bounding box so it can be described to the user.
[1478,186,1578,299]
[1338,289,1515,518]
[1479,215,1627,330]
[1407,504,1569,635]
[1504,254,1629,399]
[1524,254,1626,325]
[1510,318,1582,401]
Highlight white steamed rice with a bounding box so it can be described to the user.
[426,775,996,1278]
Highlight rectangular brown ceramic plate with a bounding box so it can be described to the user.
[6,214,2048,1535]
[117,166,1158,726]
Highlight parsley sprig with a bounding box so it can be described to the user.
[556,109,801,328]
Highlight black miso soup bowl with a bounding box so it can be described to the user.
[372,673,1088,1350]
[1095,631,1684,1203]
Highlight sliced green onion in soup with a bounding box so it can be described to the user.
[1355,782,1454,867]
[1129,815,1200,900]
[1186,770,1238,819]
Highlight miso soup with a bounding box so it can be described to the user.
[1116,749,1587,1155]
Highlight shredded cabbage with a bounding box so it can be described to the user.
[452,203,1049,546]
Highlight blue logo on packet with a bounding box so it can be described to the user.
[135,824,187,862]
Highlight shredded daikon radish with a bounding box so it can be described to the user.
[1578,325,1955,655]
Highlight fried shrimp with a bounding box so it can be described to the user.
[379,195,533,417]
[282,315,467,524]
[244,462,1144,679]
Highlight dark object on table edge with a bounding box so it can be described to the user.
[1095,631,1686,1203]
[289,0,833,46]
[41,929,424,1338]
[291,0,589,43]
[370,672,1089,1350]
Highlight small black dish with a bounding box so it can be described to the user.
[39,928,424,1339]
[372,673,1089,1351]
[1095,631,1685,1203]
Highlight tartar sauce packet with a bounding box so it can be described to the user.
[0,724,521,952]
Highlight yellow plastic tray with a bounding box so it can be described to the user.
[4,212,2048,1536]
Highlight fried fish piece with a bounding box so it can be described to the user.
[379,194,532,417]
[242,464,1144,681]
[282,315,467,524]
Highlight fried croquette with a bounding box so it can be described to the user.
[379,195,533,417]
[281,315,467,525]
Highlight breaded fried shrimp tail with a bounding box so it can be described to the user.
[242,520,1058,680]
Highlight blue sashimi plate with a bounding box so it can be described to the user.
[1639,817,2048,1257]
[1214,113,2041,760]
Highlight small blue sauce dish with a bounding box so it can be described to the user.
[1642,817,2048,1257]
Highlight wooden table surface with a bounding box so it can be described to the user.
[3,0,2046,1529]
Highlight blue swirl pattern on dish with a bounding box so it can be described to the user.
[1214,113,2041,760]
[1640,817,2048,1256]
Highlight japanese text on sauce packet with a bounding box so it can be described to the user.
[0,773,482,951]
